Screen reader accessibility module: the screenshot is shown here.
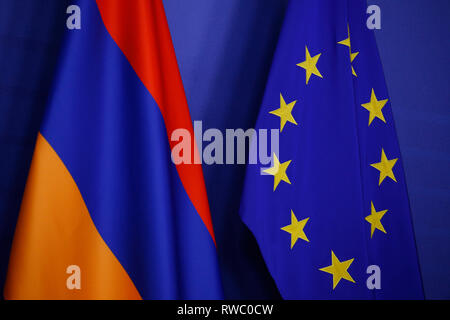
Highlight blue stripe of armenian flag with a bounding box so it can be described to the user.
[4,0,223,299]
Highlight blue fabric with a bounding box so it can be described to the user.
[0,0,70,294]
[40,0,222,299]
[371,0,450,299]
[240,0,423,299]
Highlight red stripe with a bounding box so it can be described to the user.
[95,0,216,244]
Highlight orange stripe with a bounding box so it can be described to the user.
[4,133,141,300]
[96,0,216,244]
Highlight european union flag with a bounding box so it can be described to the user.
[240,0,423,299]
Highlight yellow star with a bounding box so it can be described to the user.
[337,33,351,48]
[269,93,298,132]
[370,148,398,186]
[281,210,309,249]
[365,201,388,238]
[297,45,323,85]
[263,153,291,191]
[350,52,359,76]
[338,25,359,77]
[361,89,389,126]
[319,251,355,289]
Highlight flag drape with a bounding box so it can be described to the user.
[4,0,222,300]
[240,0,423,299]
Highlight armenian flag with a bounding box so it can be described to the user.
[4,0,222,299]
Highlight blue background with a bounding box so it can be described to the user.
[0,0,448,299]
